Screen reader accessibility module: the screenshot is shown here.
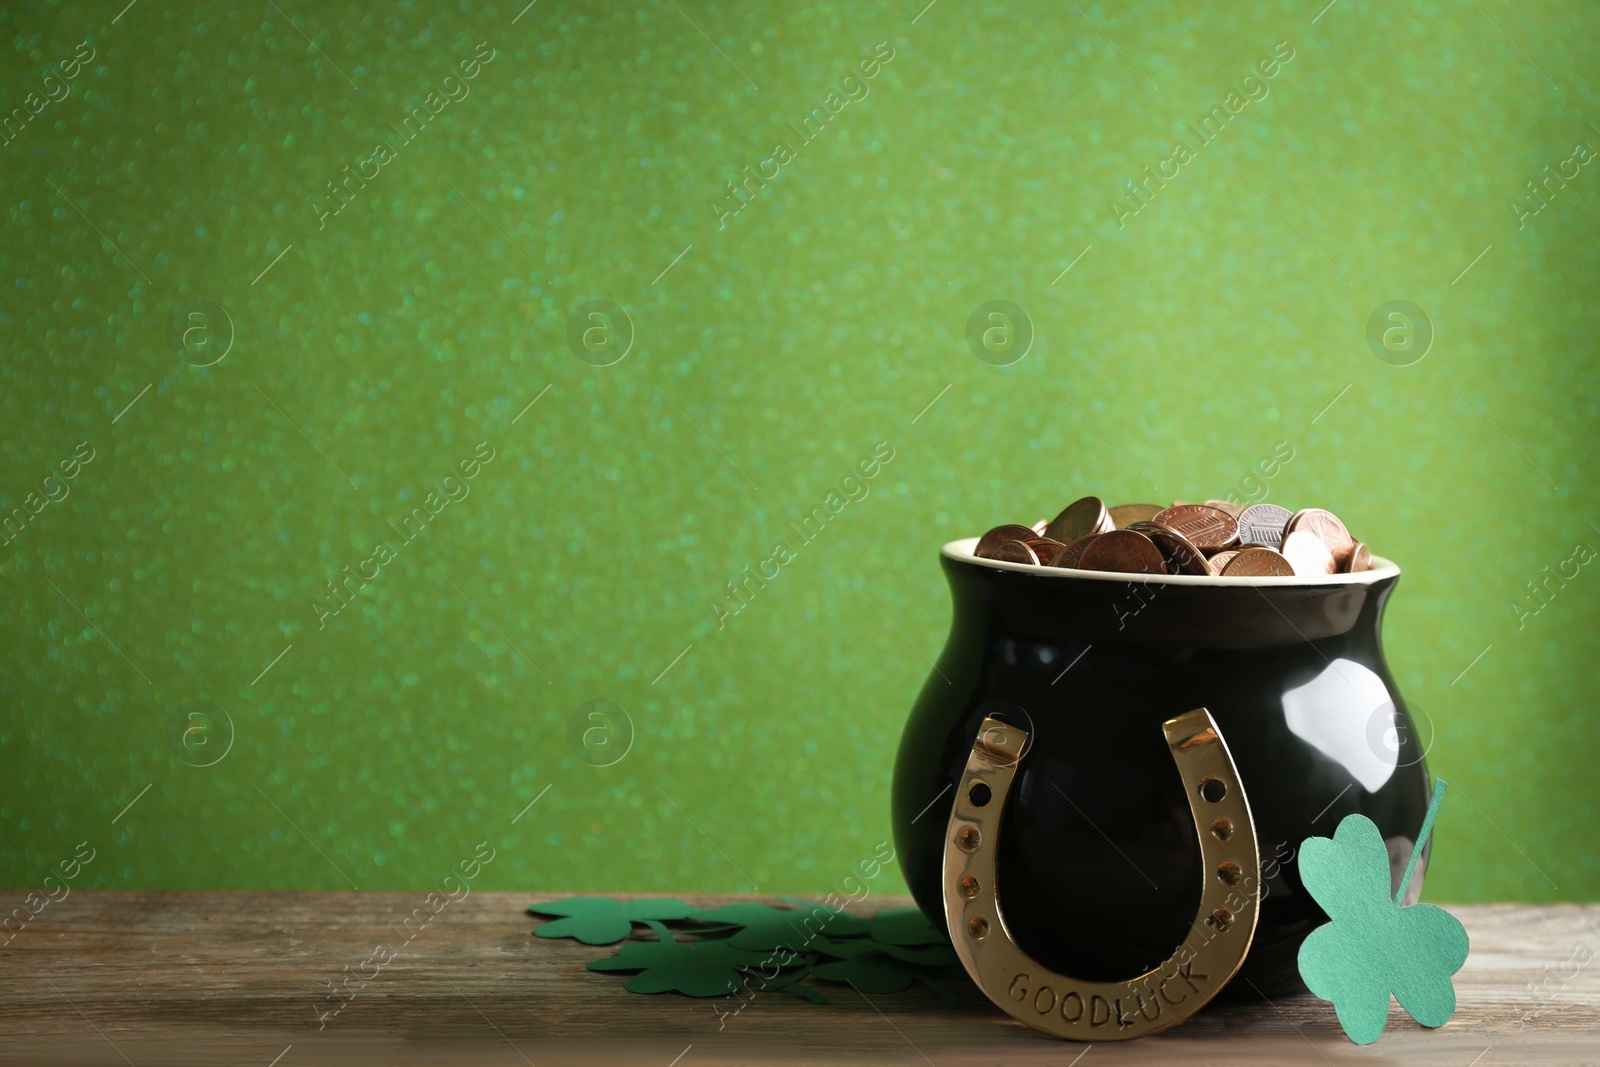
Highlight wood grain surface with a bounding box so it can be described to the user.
[0,892,1595,1065]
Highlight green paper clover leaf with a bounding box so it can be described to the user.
[866,907,948,947]
[1296,783,1469,1045]
[587,921,805,996]
[807,942,959,1003]
[806,927,953,972]
[869,941,959,968]
[528,896,695,945]
[687,902,801,926]
[723,903,871,952]
[815,935,958,969]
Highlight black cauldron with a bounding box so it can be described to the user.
[892,537,1432,996]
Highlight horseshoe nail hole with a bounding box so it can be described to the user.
[1199,777,1228,803]
[1216,861,1242,887]
[967,916,989,941]
[968,782,992,808]
[959,876,981,900]
[957,826,981,852]
[1208,907,1234,933]
[1210,817,1234,841]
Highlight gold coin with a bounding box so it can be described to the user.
[975,524,1043,559]
[1107,503,1164,529]
[1044,496,1114,544]
[1284,508,1355,570]
[1031,518,1050,536]
[1204,499,1246,519]
[1077,529,1166,574]
[1280,529,1336,576]
[1221,547,1295,577]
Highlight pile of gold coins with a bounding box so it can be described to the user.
[973,497,1372,577]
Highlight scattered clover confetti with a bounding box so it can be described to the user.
[807,938,961,1002]
[527,897,696,945]
[586,921,805,996]
[1297,780,1470,1045]
[845,939,959,968]
[531,896,963,1006]
[867,907,947,946]
[724,902,870,951]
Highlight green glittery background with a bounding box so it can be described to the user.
[1,0,1596,903]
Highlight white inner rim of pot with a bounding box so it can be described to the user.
[943,536,1400,587]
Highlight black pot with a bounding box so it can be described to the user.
[892,537,1432,997]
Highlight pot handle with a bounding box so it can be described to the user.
[942,709,1261,1040]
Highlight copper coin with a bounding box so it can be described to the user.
[1077,529,1166,574]
[1204,499,1246,519]
[992,540,1041,565]
[1130,521,1211,575]
[1107,502,1164,529]
[1280,529,1336,576]
[1031,518,1050,536]
[1150,504,1239,552]
[1345,541,1372,573]
[1026,537,1067,563]
[1051,534,1099,569]
[1207,550,1241,572]
[1220,547,1295,577]
[1284,508,1355,569]
[976,524,1044,559]
[1044,496,1114,545]
[1236,503,1294,550]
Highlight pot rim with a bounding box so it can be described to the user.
[943,536,1400,587]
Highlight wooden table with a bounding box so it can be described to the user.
[1,893,1595,1065]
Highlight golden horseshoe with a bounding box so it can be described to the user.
[943,709,1261,1040]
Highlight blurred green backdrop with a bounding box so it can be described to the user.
[1,0,1596,902]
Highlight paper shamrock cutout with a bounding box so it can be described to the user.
[1297,779,1470,1045]
[532,896,964,1006]
[528,897,695,945]
[811,951,944,996]
[686,902,794,925]
[587,920,808,996]
[723,900,871,951]
[866,907,947,946]
[806,938,962,1002]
